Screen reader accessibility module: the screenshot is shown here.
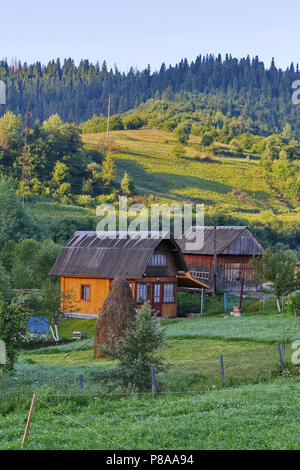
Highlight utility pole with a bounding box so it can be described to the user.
[106,94,111,138]
[213,218,217,295]
[22,103,31,209]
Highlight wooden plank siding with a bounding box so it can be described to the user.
[184,254,258,292]
[61,275,178,317]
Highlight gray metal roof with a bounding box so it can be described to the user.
[177,226,264,255]
[49,231,187,278]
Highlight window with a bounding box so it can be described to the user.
[164,283,175,303]
[81,285,90,301]
[191,271,209,280]
[153,284,161,303]
[148,253,167,266]
[136,283,148,304]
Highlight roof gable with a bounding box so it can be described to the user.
[178,226,264,255]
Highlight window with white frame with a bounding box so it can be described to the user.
[153,284,161,303]
[148,253,167,266]
[163,283,175,303]
[136,283,148,304]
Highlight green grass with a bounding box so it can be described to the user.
[2,377,300,449]
[82,129,300,218]
[2,307,299,449]
[163,311,300,343]
[58,318,97,339]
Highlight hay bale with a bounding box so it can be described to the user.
[93,278,136,358]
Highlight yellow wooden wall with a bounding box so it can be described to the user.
[61,276,178,317]
[61,276,110,315]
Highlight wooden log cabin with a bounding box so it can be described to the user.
[49,231,209,317]
[178,226,264,292]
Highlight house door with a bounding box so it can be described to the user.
[152,283,162,315]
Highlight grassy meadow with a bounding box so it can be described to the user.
[2,378,300,450]
[1,305,300,449]
[83,129,299,218]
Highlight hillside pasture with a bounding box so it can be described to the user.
[82,129,295,215]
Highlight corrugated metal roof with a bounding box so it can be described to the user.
[49,231,187,278]
[177,226,264,255]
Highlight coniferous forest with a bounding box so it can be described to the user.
[1,54,300,136]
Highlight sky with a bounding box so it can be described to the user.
[0,0,299,71]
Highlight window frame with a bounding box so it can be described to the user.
[136,283,149,304]
[163,283,175,303]
[148,253,167,267]
[80,284,91,301]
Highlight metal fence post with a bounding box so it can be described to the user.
[278,344,284,367]
[78,374,84,390]
[224,293,227,313]
[152,367,156,398]
[220,355,225,386]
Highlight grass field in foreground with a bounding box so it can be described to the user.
[2,377,300,450]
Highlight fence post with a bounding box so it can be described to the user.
[263,296,266,310]
[152,367,156,398]
[220,355,225,386]
[78,374,84,390]
[224,293,227,313]
[278,344,284,367]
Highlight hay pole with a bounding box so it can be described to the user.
[21,393,37,448]
[64,338,93,359]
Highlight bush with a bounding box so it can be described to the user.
[124,115,145,130]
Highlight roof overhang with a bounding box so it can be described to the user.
[177,271,209,289]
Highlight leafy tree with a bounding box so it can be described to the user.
[201,133,214,147]
[37,280,77,327]
[124,115,144,130]
[32,239,61,287]
[173,123,190,145]
[287,292,300,316]
[109,115,124,131]
[0,264,11,303]
[0,299,30,372]
[251,249,299,311]
[0,111,24,150]
[11,263,35,289]
[0,178,35,248]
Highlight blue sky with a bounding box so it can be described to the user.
[1,0,299,71]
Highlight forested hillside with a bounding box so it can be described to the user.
[0,54,299,257]
[1,54,300,137]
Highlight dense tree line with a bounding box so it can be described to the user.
[1,54,300,136]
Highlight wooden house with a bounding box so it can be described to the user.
[177,226,264,292]
[49,231,208,317]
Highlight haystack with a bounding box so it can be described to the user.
[93,278,136,358]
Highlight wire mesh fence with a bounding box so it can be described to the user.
[0,342,291,402]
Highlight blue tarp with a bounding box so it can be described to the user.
[27,316,50,334]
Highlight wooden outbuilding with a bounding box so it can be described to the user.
[178,226,264,292]
[49,231,208,317]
